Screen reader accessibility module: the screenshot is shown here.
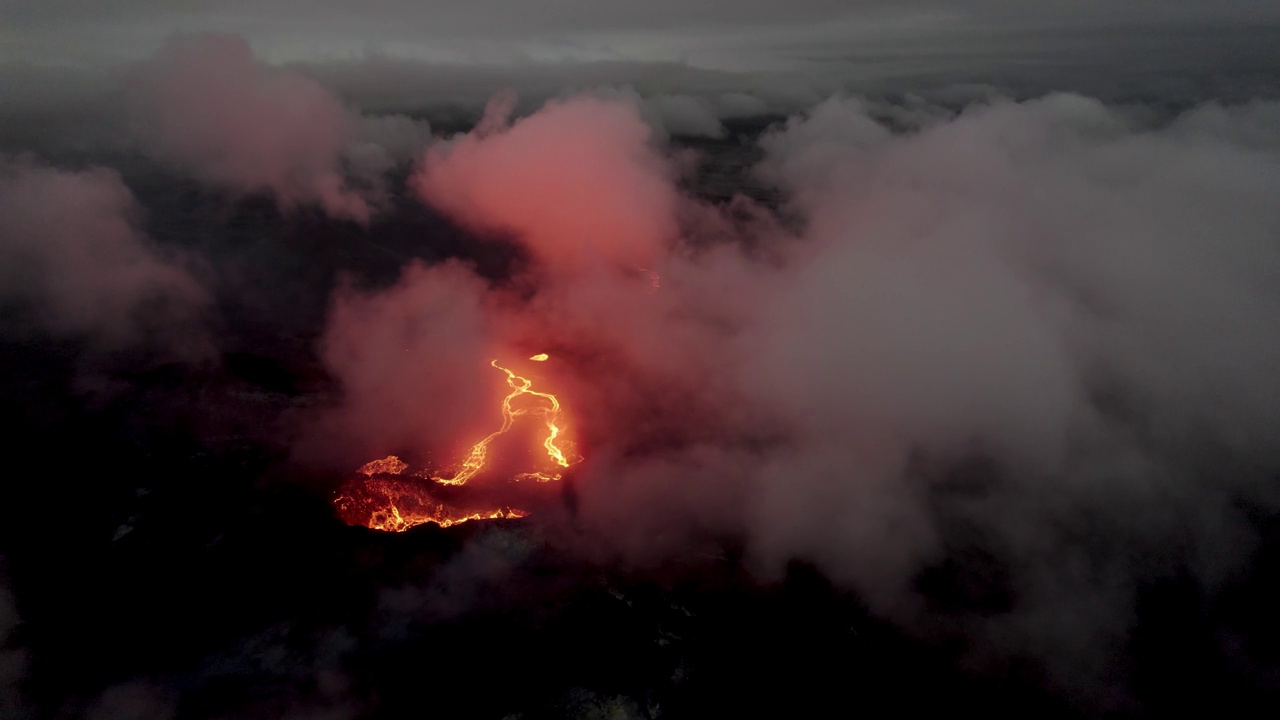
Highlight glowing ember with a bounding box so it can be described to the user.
[357,455,408,476]
[335,355,579,531]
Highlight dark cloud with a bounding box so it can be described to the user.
[0,157,213,359]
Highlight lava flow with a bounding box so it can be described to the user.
[334,354,579,532]
[428,358,574,486]
[333,473,529,533]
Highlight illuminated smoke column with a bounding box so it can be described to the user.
[412,93,680,274]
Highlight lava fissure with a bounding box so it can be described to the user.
[429,358,573,486]
[336,355,579,531]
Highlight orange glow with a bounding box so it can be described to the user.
[334,356,580,532]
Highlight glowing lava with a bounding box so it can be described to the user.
[426,359,574,486]
[334,474,528,533]
[334,355,579,531]
[357,456,408,476]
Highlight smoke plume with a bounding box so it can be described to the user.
[412,93,680,274]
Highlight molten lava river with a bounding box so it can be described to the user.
[333,354,580,532]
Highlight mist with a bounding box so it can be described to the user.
[2,17,1279,719]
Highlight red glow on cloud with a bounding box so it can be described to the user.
[412,94,680,274]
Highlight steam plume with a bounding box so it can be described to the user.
[315,90,1280,704]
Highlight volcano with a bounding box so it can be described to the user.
[4,39,1280,717]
